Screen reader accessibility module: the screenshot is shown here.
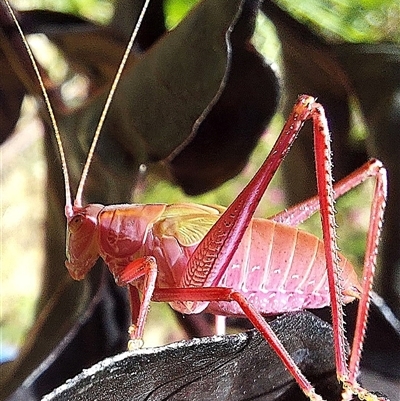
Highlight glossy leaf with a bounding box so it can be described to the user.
[41,312,339,401]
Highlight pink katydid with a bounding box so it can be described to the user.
[5,0,388,400]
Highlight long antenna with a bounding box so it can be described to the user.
[5,0,151,214]
[4,0,73,216]
[75,0,151,207]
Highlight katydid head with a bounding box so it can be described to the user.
[65,204,103,280]
[5,0,151,279]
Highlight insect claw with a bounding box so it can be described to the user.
[340,380,385,401]
[306,389,325,401]
[128,338,144,351]
[128,324,144,350]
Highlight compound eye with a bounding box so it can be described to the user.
[68,214,84,233]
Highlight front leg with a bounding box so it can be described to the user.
[117,256,158,350]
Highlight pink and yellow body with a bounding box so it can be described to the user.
[66,202,361,317]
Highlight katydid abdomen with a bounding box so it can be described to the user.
[206,217,360,316]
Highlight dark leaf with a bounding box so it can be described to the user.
[40,312,340,401]
[168,0,280,194]
[0,4,38,142]
[97,0,279,194]
[0,50,24,144]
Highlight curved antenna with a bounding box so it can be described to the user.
[74,0,151,207]
[4,0,73,217]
